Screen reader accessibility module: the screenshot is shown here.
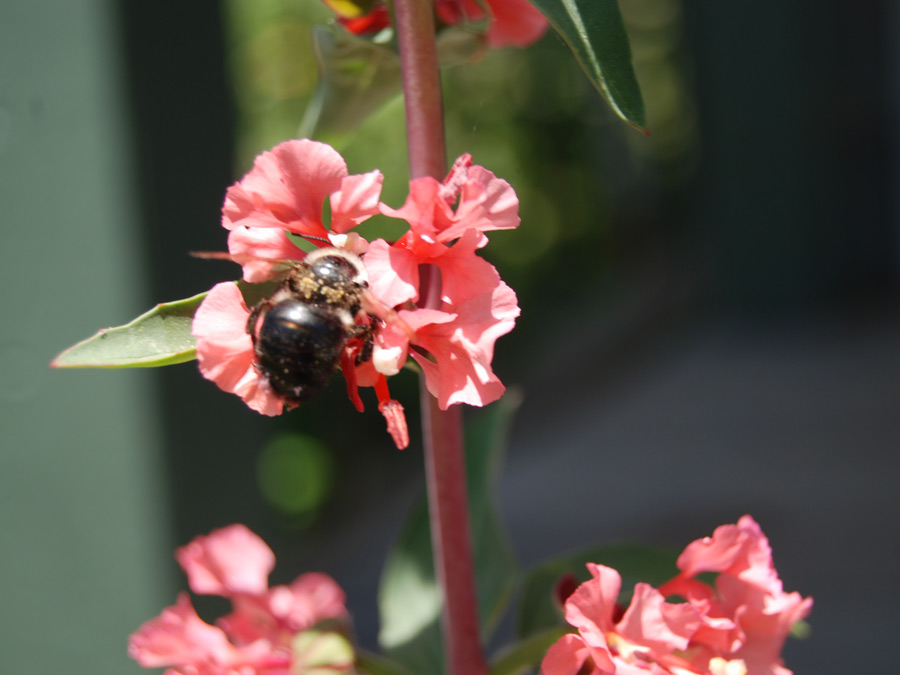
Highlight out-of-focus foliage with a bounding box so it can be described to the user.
[224,0,696,295]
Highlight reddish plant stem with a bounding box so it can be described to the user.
[419,392,487,675]
[394,0,447,181]
[393,1,489,674]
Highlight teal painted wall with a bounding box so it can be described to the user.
[0,2,171,673]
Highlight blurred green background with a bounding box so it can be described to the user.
[2,1,898,673]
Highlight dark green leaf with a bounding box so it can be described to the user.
[490,626,568,675]
[51,292,207,368]
[377,393,522,674]
[517,544,677,638]
[529,0,646,131]
[356,650,413,675]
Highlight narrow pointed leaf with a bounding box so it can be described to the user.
[51,292,207,368]
[378,393,522,674]
[529,0,645,131]
[51,282,273,369]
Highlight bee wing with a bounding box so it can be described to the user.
[190,251,302,268]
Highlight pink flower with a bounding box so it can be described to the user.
[325,0,548,48]
[542,563,702,675]
[658,516,813,675]
[435,0,549,48]
[543,518,812,675]
[193,140,520,446]
[129,525,351,675]
[364,155,521,409]
[129,593,292,675]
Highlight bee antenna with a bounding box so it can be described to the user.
[302,234,332,245]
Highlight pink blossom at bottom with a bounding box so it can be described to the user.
[129,525,349,675]
[543,564,701,675]
[659,516,813,675]
[542,517,811,675]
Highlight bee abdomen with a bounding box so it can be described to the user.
[254,300,347,405]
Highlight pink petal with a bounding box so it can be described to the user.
[562,564,619,674]
[541,633,599,675]
[274,573,348,631]
[677,516,767,579]
[329,170,384,233]
[439,163,520,242]
[413,326,506,409]
[679,516,787,605]
[380,176,452,241]
[193,282,283,416]
[484,0,549,48]
[128,593,234,669]
[227,226,306,283]
[399,231,518,408]
[616,582,700,654]
[363,238,420,307]
[407,305,503,409]
[381,160,520,246]
[222,139,347,239]
[220,573,349,645]
[176,524,275,597]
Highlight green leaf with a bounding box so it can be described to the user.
[490,626,568,675]
[51,282,274,369]
[356,650,413,675]
[300,26,403,148]
[300,26,486,148]
[51,292,208,368]
[529,0,646,131]
[517,544,677,639]
[291,629,356,675]
[377,393,522,674]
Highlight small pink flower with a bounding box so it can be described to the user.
[326,0,548,48]
[659,516,813,675]
[193,139,410,443]
[129,525,349,675]
[435,0,548,48]
[364,157,521,409]
[542,563,702,675]
[222,139,383,283]
[128,593,291,675]
[177,523,275,597]
[543,518,811,675]
[193,141,520,444]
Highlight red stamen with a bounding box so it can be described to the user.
[374,375,409,449]
[340,346,365,413]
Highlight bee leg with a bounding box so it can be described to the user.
[347,322,375,365]
[245,299,272,346]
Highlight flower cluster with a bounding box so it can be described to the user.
[542,516,812,675]
[129,524,353,675]
[192,139,520,449]
[323,0,548,49]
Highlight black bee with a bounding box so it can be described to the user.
[247,247,376,406]
[196,247,378,406]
